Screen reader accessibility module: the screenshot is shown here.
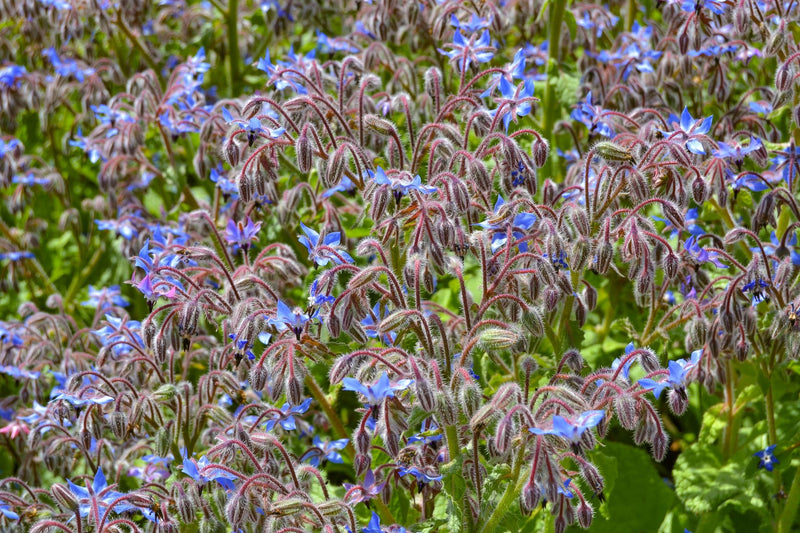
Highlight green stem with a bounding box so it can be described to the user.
[304,375,397,524]
[542,0,567,182]
[779,465,800,533]
[226,0,242,96]
[113,11,163,87]
[478,444,526,533]
[625,0,636,31]
[305,375,349,444]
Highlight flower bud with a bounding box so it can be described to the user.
[154,426,171,458]
[223,138,239,167]
[225,494,251,528]
[52,482,79,512]
[594,141,635,163]
[111,410,127,440]
[520,482,541,514]
[364,114,395,136]
[177,484,196,524]
[459,382,482,418]
[437,391,458,426]
[295,130,312,173]
[577,500,594,528]
[354,453,371,477]
[522,308,544,337]
[151,384,176,403]
[532,138,549,168]
[692,175,707,203]
[469,159,492,192]
[652,431,668,462]
[775,63,793,92]
[478,327,518,350]
[595,241,614,275]
[662,252,679,280]
[615,394,638,430]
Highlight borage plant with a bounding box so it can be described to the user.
[0,0,800,532]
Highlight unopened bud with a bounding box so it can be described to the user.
[364,114,395,136]
[51,483,78,512]
[594,141,635,163]
[153,383,177,401]
[775,64,793,92]
[478,327,518,350]
[111,410,127,440]
[663,253,679,280]
[532,138,549,168]
[652,431,668,462]
[293,135,311,177]
[692,176,707,203]
[577,501,594,528]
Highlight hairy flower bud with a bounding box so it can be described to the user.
[532,138,549,168]
[51,482,79,512]
[522,308,544,337]
[459,382,482,418]
[652,431,669,462]
[295,130,313,173]
[596,241,613,275]
[111,410,127,440]
[478,327,518,350]
[354,453,371,477]
[520,482,541,514]
[594,141,635,163]
[437,391,458,426]
[155,426,171,458]
[775,63,793,92]
[577,501,594,528]
[364,114,395,136]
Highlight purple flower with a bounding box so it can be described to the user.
[51,391,114,408]
[369,167,436,202]
[181,450,237,491]
[343,469,385,503]
[0,65,26,89]
[684,235,728,268]
[529,410,605,444]
[398,466,443,484]
[0,138,20,159]
[754,444,779,471]
[222,107,284,146]
[298,223,354,266]
[659,107,714,155]
[95,219,138,240]
[269,300,318,340]
[492,77,535,132]
[476,195,537,253]
[256,50,308,94]
[82,285,129,309]
[341,372,413,407]
[571,90,615,138]
[638,349,702,399]
[361,303,397,345]
[263,398,313,432]
[742,279,770,305]
[0,251,33,261]
[438,30,495,72]
[450,13,491,33]
[680,0,727,14]
[225,216,262,251]
[302,436,349,466]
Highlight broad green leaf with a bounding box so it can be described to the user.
[575,442,675,532]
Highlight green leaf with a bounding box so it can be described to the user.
[576,442,675,532]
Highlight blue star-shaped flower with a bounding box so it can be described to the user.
[341,372,413,407]
[638,349,702,399]
[529,410,605,444]
[659,107,714,155]
[754,444,779,471]
[298,223,354,266]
